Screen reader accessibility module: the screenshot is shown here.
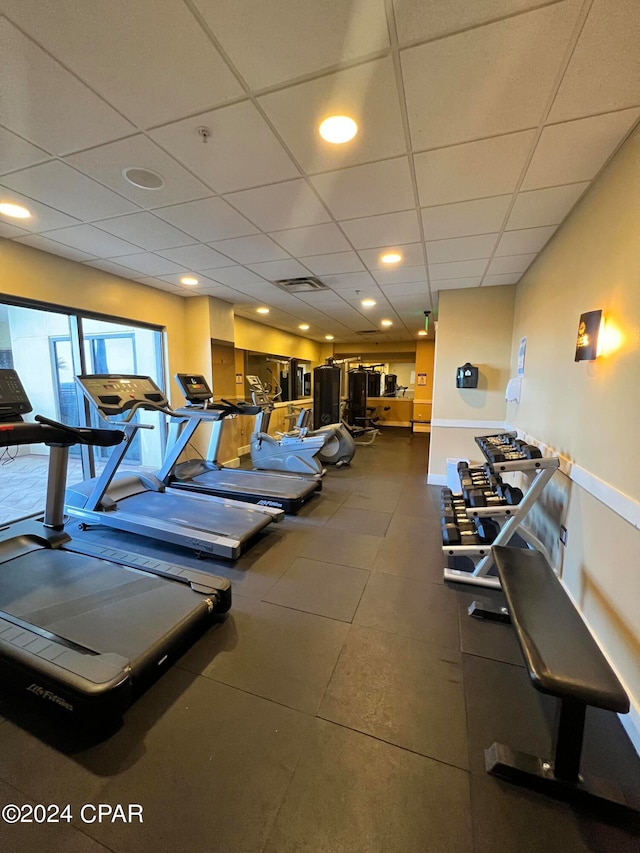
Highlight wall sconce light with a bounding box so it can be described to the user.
[574,310,603,361]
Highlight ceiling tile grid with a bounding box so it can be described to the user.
[0,0,637,342]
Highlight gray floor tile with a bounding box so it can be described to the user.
[325,506,393,537]
[0,672,312,853]
[342,482,405,513]
[285,495,342,526]
[263,557,370,622]
[385,513,441,543]
[319,625,468,769]
[354,573,460,649]
[457,591,525,666]
[373,534,446,583]
[295,528,382,570]
[470,771,640,853]
[0,779,111,853]
[179,597,349,713]
[264,719,473,853]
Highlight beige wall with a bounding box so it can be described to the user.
[428,285,516,476]
[0,240,190,398]
[234,316,323,362]
[507,125,640,738]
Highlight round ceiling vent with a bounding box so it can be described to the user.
[121,167,165,190]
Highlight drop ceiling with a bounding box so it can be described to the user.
[0,0,638,343]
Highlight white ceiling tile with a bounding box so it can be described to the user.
[322,272,379,291]
[359,243,424,269]
[429,259,488,280]
[156,245,235,272]
[288,291,347,306]
[0,188,79,232]
[193,0,389,89]
[549,0,640,123]
[259,58,405,173]
[134,277,184,293]
[482,273,522,286]
[93,213,196,252]
[221,282,280,299]
[0,221,29,238]
[373,265,427,285]
[208,235,289,264]
[108,252,188,277]
[1,0,244,128]
[339,211,421,249]
[486,254,537,275]
[495,226,557,256]
[414,131,535,207]
[379,281,432,296]
[150,102,299,194]
[152,272,230,289]
[43,225,142,257]
[224,180,330,231]
[246,259,312,281]
[402,2,581,149]
[207,266,269,287]
[0,127,50,175]
[522,109,640,190]
[0,18,134,155]
[311,158,414,220]
[507,183,589,229]
[13,233,96,263]
[66,135,211,209]
[86,259,142,279]
[426,234,498,264]
[393,0,554,45]
[2,161,137,220]
[270,223,350,256]
[435,278,483,291]
[300,252,365,275]
[196,285,248,302]
[421,195,512,240]
[154,198,259,242]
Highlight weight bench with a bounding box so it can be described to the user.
[483,546,635,810]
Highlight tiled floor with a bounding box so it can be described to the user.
[0,430,638,852]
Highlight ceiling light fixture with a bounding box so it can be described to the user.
[0,202,31,219]
[298,324,310,331]
[325,334,335,341]
[122,167,165,190]
[256,307,270,314]
[418,330,428,337]
[380,252,402,264]
[319,115,358,144]
[180,276,199,286]
[381,319,393,327]
[361,298,376,308]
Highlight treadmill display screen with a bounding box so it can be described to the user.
[0,369,33,416]
[175,374,212,402]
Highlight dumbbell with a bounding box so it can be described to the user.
[512,439,542,459]
[441,517,500,546]
[495,482,524,504]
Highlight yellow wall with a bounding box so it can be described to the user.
[234,316,323,362]
[413,338,435,430]
[428,285,516,476]
[507,125,640,735]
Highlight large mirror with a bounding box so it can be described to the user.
[244,351,312,401]
[344,358,416,399]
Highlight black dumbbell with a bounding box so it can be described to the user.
[513,439,542,459]
[495,482,523,504]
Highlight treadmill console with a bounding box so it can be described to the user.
[76,374,168,416]
[175,373,213,404]
[0,369,33,420]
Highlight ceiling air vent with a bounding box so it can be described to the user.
[274,276,328,293]
[357,329,384,336]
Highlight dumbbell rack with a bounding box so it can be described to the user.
[443,431,559,589]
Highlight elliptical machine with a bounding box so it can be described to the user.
[246,375,327,476]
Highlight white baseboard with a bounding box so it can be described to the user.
[431,418,508,430]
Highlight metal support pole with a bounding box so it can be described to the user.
[553,697,586,782]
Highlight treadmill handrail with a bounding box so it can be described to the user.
[0,418,124,449]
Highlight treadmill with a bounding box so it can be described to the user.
[65,374,284,560]
[157,374,321,513]
[0,369,231,724]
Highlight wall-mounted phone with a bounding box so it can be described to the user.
[456,363,478,389]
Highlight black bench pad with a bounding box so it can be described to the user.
[492,546,629,714]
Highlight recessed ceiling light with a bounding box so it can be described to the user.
[298,324,310,331]
[361,298,376,308]
[122,167,165,190]
[418,330,428,336]
[325,334,335,341]
[381,319,393,327]
[180,276,199,286]
[319,115,358,144]
[0,202,31,219]
[256,307,270,314]
[380,252,402,264]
